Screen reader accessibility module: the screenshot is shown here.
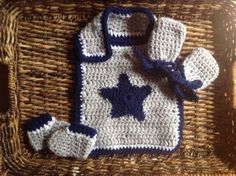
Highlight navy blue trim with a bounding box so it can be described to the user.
[68,124,97,138]
[88,98,184,157]
[75,6,155,124]
[134,48,203,101]
[76,6,155,63]
[74,6,184,157]
[26,113,53,132]
[75,56,83,124]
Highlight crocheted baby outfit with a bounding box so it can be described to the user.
[26,7,219,159]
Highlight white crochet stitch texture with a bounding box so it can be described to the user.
[48,127,97,159]
[43,8,219,159]
[183,47,219,89]
[107,13,150,37]
[79,14,182,152]
[79,13,106,57]
[81,48,181,151]
[148,17,187,61]
[78,13,219,153]
[27,117,69,151]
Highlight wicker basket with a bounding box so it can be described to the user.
[1,0,236,175]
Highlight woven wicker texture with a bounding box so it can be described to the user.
[0,0,236,175]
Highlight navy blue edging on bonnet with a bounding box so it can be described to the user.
[76,6,156,63]
[134,48,203,101]
[75,6,156,124]
[75,6,184,156]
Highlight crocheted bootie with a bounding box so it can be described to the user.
[48,124,97,159]
[26,113,69,151]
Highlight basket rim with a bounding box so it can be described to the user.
[1,0,236,175]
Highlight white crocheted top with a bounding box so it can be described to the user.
[74,7,219,156]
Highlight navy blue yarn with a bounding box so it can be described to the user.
[89,98,184,157]
[74,55,83,124]
[76,6,155,63]
[135,48,203,102]
[74,6,185,156]
[26,113,52,132]
[99,73,152,122]
[75,7,155,123]
[68,124,97,138]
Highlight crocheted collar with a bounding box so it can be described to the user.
[76,6,155,63]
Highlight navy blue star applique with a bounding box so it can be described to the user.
[99,73,152,122]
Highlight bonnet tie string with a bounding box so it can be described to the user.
[134,48,203,101]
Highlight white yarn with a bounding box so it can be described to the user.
[48,127,97,159]
[77,13,219,154]
[27,117,69,151]
[27,9,219,159]
[107,12,150,37]
[148,17,186,61]
[183,47,220,89]
[81,46,180,151]
[79,13,106,57]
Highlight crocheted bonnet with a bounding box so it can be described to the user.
[26,7,219,159]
